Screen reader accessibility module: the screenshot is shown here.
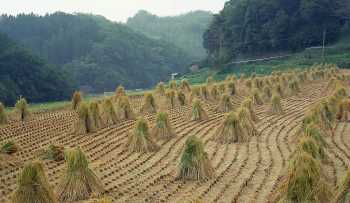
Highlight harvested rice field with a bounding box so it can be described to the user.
[1,65,350,203]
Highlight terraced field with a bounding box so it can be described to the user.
[1,69,349,203]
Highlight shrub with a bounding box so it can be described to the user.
[178,136,214,181]
[40,144,64,161]
[57,148,104,202]
[1,141,18,154]
[12,161,58,203]
[127,117,159,152]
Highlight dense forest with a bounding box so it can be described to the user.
[0,12,190,93]
[0,32,73,106]
[127,10,213,60]
[203,0,350,67]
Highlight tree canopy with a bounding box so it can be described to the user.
[0,12,191,93]
[203,0,348,67]
[0,32,74,106]
[127,10,213,60]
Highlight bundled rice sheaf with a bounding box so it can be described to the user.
[274,152,333,203]
[263,86,272,102]
[180,79,191,93]
[165,89,177,108]
[75,103,96,134]
[336,99,350,122]
[334,85,348,100]
[178,136,214,181]
[1,141,18,154]
[237,107,258,137]
[214,112,247,143]
[140,93,157,114]
[189,99,208,121]
[89,102,104,129]
[12,161,58,203]
[155,82,166,96]
[270,94,284,115]
[288,80,300,95]
[151,112,175,140]
[200,85,209,100]
[297,136,325,161]
[101,99,119,126]
[251,89,263,105]
[40,144,65,162]
[317,100,336,134]
[189,86,201,102]
[114,85,126,101]
[177,91,186,106]
[242,98,258,122]
[72,91,82,110]
[215,94,233,113]
[169,80,177,90]
[227,81,236,96]
[15,98,31,121]
[127,117,159,152]
[116,96,135,120]
[206,76,214,85]
[334,171,350,203]
[245,79,252,89]
[57,148,104,202]
[0,102,8,125]
[274,83,284,98]
[218,83,226,94]
[303,123,327,147]
[210,85,219,101]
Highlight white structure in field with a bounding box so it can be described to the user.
[171,73,178,80]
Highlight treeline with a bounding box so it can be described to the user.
[127,10,213,60]
[0,32,74,106]
[0,12,190,94]
[203,0,350,67]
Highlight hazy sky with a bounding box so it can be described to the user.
[0,0,226,22]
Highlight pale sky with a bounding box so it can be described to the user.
[0,0,226,22]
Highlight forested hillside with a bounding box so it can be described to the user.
[127,10,213,60]
[0,12,190,92]
[0,32,73,106]
[203,0,350,67]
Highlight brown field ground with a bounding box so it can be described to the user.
[1,69,350,203]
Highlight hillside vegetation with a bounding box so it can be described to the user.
[0,12,190,93]
[127,10,213,60]
[0,32,73,106]
[203,0,350,67]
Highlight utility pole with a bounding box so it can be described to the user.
[322,29,327,63]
